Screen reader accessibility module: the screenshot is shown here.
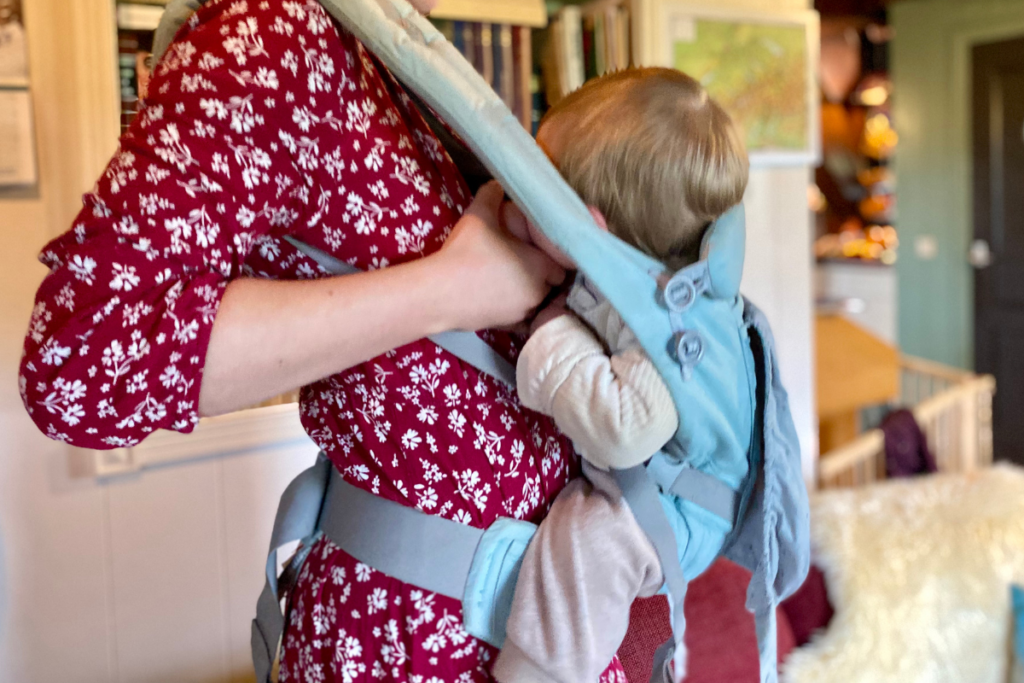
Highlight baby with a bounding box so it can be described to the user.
[494,67,750,683]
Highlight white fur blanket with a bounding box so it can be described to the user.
[784,464,1024,683]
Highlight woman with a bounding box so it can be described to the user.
[20,0,629,680]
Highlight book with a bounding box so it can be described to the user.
[433,19,455,44]
[512,25,532,129]
[477,23,494,86]
[531,72,545,135]
[582,15,596,81]
[117,28,154,133]
[497,24,516,110]
[116,3,164,31]
[560,6,585,95]
[452,20,466,54]
[616,7,631,69]
[542,14,566,105]
[462,21,477,72]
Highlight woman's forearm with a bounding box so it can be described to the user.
[198,256,462,416]
[198,183,565,416]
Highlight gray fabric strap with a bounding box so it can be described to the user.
[152,0,205,66]
[601,463,690,683]
[252,454,333,683]
[251,455,488,682]
[650,639,677,683]
[319,466,485,600]
[669,468,737,524]
[284,236,518,387]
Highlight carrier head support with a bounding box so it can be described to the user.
[660,203,745,312]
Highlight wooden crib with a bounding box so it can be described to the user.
[817,355,996,490]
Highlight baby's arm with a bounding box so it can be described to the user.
[517,313,679,471]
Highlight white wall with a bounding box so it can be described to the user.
[743,168,818,479]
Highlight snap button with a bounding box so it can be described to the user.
[663,273,698,312]
[675,330,705,367]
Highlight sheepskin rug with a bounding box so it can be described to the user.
[783,464,1024,683]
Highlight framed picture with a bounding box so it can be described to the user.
[0,0,36,188]
[660,4,821,167]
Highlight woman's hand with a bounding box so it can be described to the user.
[500,201,577,269]
[433,181,566,332]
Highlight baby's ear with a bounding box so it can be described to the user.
[588,207,609,232]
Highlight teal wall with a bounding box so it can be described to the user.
[891,0,1024,368]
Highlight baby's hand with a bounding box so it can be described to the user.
[530,293,570,335]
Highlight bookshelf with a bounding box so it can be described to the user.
[431,0,548,28]
[113,0,643,134]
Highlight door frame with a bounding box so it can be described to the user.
[971,35,1024,378]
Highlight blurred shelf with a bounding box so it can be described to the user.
[117,3,164,30]
[430,0,548,27]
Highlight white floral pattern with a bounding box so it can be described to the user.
[20,1,625,680]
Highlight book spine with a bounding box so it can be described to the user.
[620,7,632,68]
[452,20,466,55]
[433,19,455,45]
[582,15,596,81]
[542,15,565,105]
[512,26,526,127]
[463,21,477,72]
[562,7,585,94]
[118,31,141,133]
[479,23,494,87]
[617,7,630,69]
[594,12,605,76]
[492,23,504,95]
[531,72,545,136]
[499,24,515,110]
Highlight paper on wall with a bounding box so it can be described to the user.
[0,87,37,186]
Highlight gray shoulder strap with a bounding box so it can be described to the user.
[152,0,205,66]
[252,454,332,683]
[599,462,690,683]
[284,237,517,387]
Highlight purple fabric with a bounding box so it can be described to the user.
[882,409,938,478]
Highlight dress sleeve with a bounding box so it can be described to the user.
[515,315,679,471]
[19,3,346,449]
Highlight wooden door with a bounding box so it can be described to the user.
[973,36,1024,464]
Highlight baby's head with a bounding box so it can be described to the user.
[537,67,749,269]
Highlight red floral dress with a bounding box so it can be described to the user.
[19,1,627,681]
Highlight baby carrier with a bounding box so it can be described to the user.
[152,1,810,681]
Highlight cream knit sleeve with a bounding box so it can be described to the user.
[516,315,679,471]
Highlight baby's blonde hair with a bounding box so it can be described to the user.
[542,67,749,269]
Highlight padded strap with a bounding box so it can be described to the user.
[251,456,494,682]
[284,236,517,387]
[152,0,204,66]
[319,467,486,600]
[602,463,689,683]
[669,468,737,524]
[252,454,332,683]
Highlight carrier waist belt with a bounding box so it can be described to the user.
[322,464,484,600]
[252,451,740,681]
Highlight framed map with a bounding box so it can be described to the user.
[662,5,821,166]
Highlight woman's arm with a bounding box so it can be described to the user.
[516,314,679,471]
[200,182,564,416]
[18,4,563,449]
